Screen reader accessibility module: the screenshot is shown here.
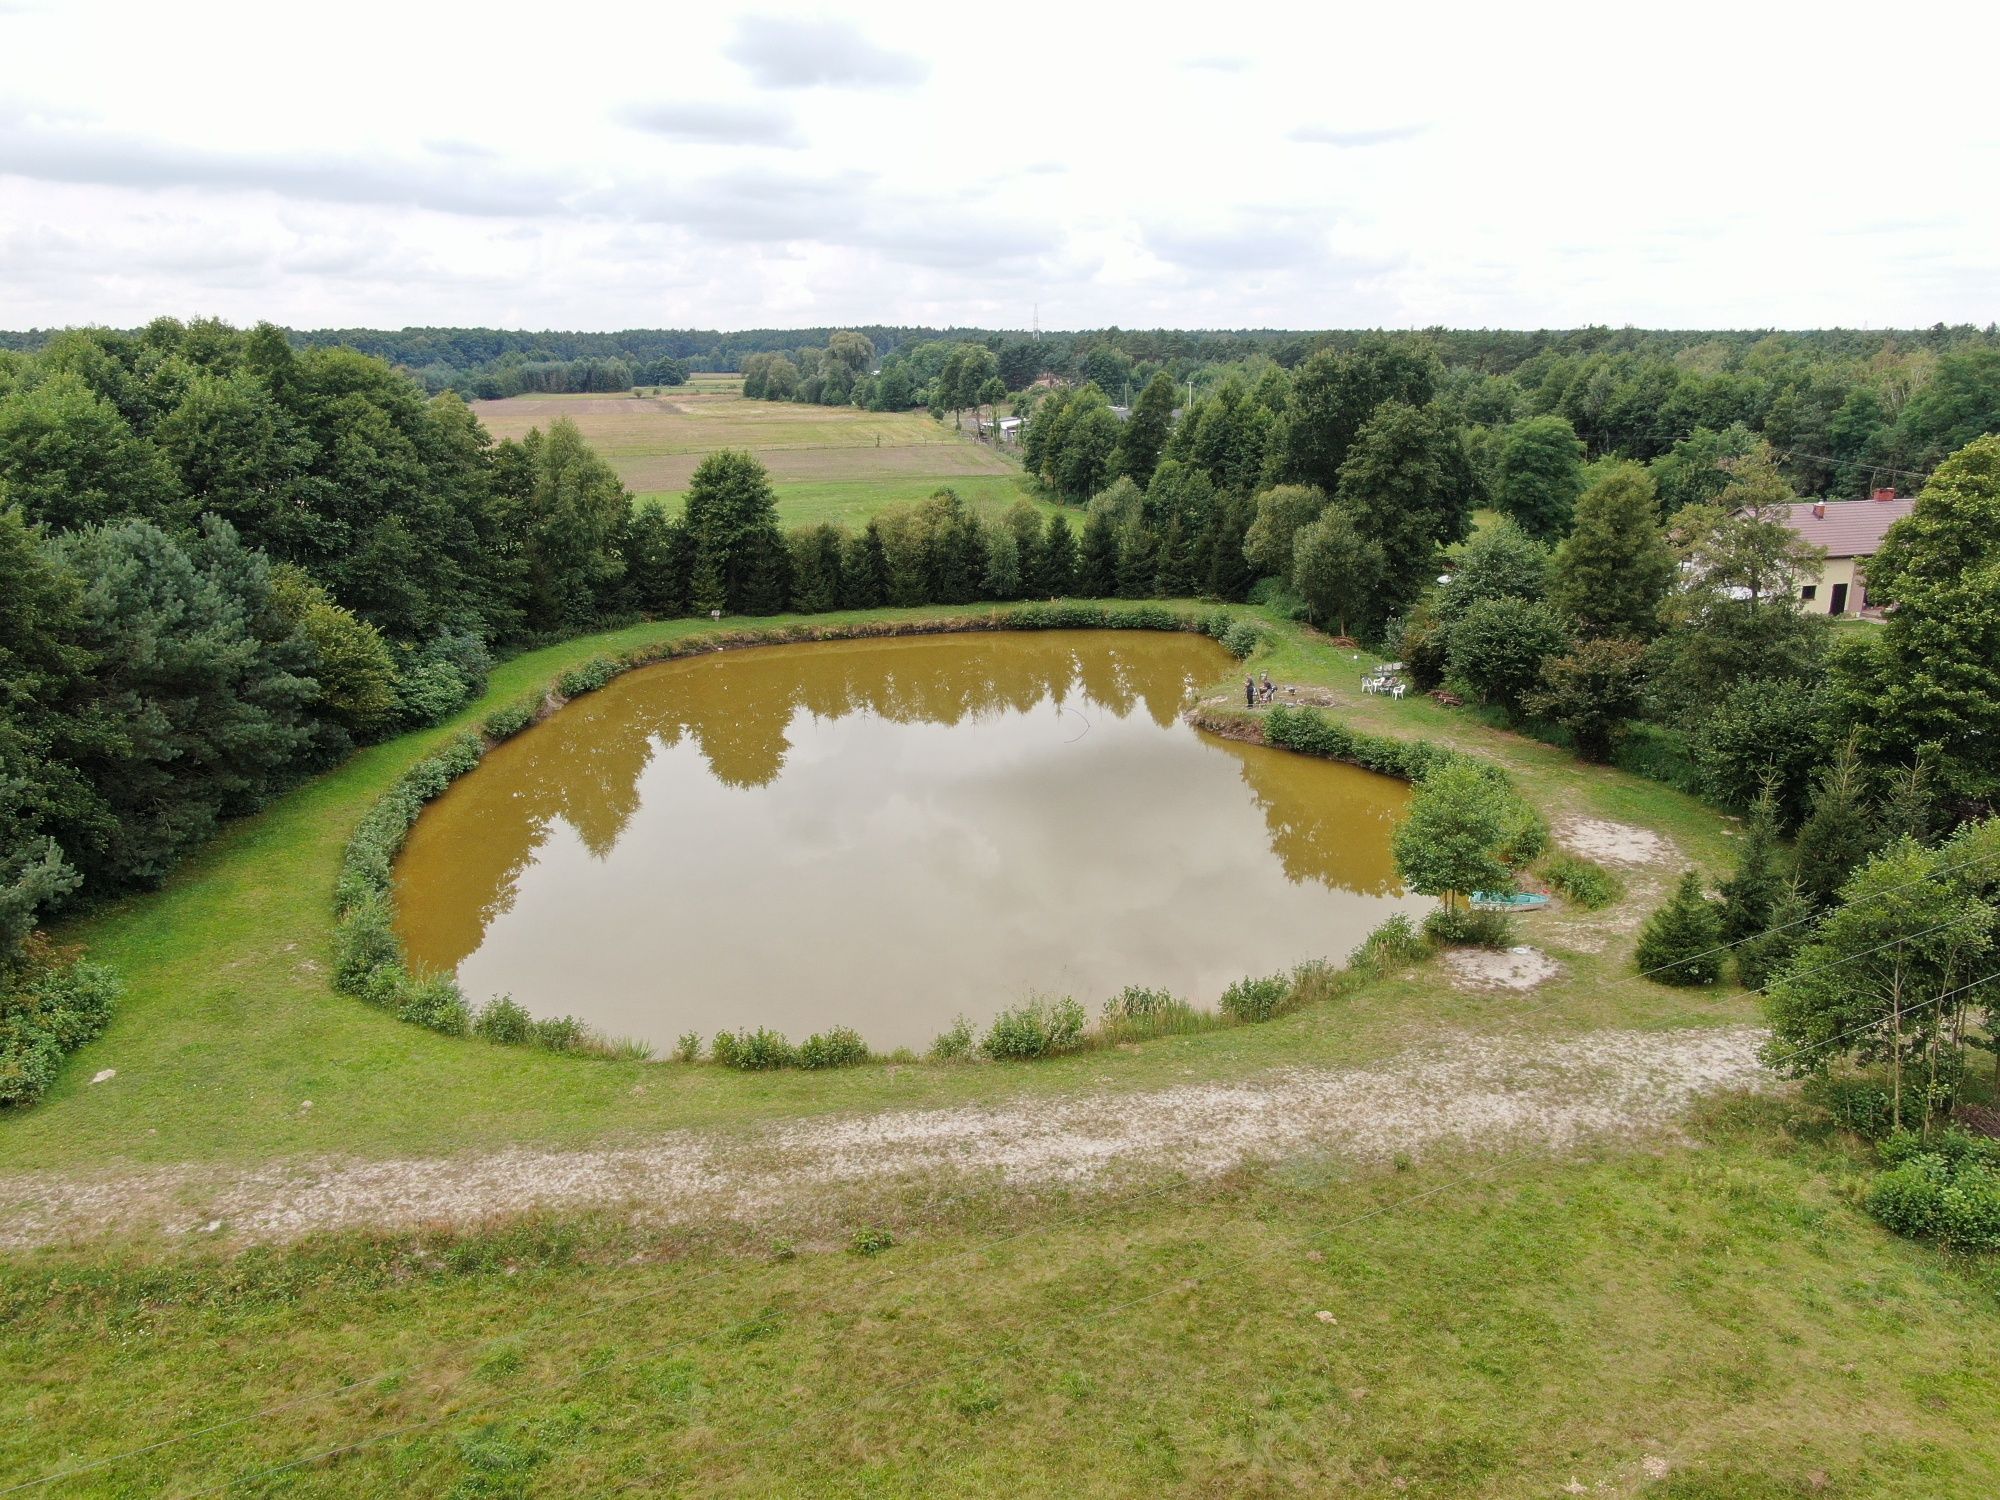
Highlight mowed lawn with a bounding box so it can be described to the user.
[471,385,1057,530]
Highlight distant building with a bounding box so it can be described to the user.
[1771,488,1916,615]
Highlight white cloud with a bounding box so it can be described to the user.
[723,14,928,90]
[616,101,806,149]
[0,0,1993,331]
[1287,124,1428,147]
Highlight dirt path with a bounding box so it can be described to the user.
[0,1026,1767,1252]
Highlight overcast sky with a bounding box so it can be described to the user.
[2,0,1995,333]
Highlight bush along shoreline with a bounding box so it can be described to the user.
[326,605,1481,1067]
[1192,700,1550,948]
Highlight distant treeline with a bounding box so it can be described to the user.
[3,323,1994,421]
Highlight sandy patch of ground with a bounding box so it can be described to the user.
[1556,817,1676,867]
[0,1026,1766,1252]
[1444,946,1562,991]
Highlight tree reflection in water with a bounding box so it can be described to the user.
[394,631,1422,1049]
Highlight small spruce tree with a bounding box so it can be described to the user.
[1717,784,1788,942]
[1038,513,1077,595]
[1876,759,1938,848]
[1635,870,1724,985]
[1736,877,1813,990]
[1792,733,1879,908]
[1077,509,1120,596]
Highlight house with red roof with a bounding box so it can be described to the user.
[1773,487,1916,615]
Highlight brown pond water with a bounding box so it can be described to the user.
[394,631,1424,1053]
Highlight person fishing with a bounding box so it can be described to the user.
[1260,671,1275,703]
[1245,675,1256,708]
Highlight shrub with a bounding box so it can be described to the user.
[1494,798,1550,867]
[1105,604,1183,632]
[531,1016,589,1052]
[1880,1127,2000,1172]
[1101,985,1181,1022]
[728,1027,796,1070]
[1219,620,1264,659]
[1218,973,1290,1023]
[798,1026,870,1069]
[395,973,471,1037]
[1635,871,1723,985]
[1262,704,1475,783]
[1805,1075,1895,1139]
[0,956,121,1108]
[481,699,538,741]
[1098,986,1208,1041]
[474,995,534,1046]
[1422,907,1516,947]
[556,656,620,699]
[983,997,1087,1059]
[1541,852,1623,910]
[1284,957,1346,1010]
[674,1031,702,1063]
[849,1227,895,1256]
[711,1030,739,1068]
[1350,914,1430,969]
[929,1015,976,1061]
[1941,1168,2000,1251]
[1245,577,1308,622]
[1867,1155,1950,1239]
[1866,1133,2000,1250]
[332,898,400,993]
[393,657,473,727]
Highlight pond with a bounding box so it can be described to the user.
[394,631,1426,1053]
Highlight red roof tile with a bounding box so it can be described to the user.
[1771,498,1915,559]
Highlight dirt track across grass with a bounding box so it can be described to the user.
[0,1025,1766,1252]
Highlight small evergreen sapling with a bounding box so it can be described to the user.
[1736,877,1813,990]
[1635,871,1724,985]
[1718,786,1788,942]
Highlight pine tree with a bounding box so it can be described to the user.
[1204,493,1256,602]
[1737,877,1812,990]
[690,548,727,617]
[737,532,790,615]
[1114,522,1160,599]
[1004,502,1043,597]
[1153,516,1194,598]
[1718,784,1788,941]
[1548,462,1674,637]
[1117,372,1178,487]
[980,524,1021,599]
[1876,759,1938,848]
[1077,510,1120,596]
[1793,734,1879,908]
[1038,513,1076,595]
[1635,871,1724,985]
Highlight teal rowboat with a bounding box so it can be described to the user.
[1470,890,1551,912]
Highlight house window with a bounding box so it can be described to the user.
[1800,585,1817,601]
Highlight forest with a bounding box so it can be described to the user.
[0,319,651,1068]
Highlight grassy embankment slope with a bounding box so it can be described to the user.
[471,383,1058,531]
[4,608,1998,1497]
